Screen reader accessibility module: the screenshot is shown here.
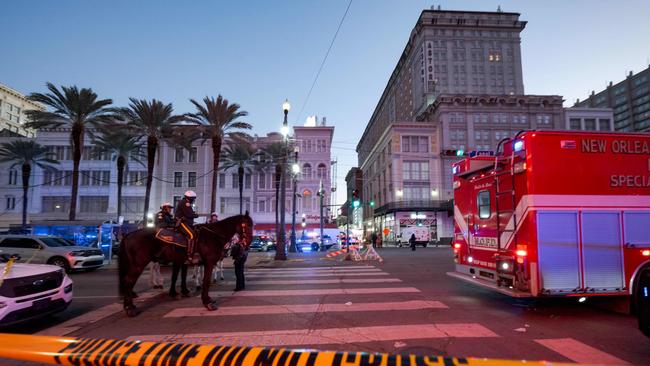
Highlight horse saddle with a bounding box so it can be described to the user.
[155,228,188,248]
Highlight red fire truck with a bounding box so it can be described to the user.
[448,131,650,335]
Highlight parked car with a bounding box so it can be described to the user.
[0,254,73,327]
[0,235,105,273]
[249,236,275,252]
[296,235,337,252]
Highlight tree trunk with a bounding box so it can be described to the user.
[211,136,223,214]
[21,164,31,229]
[143,135,158,223]
[274,164,281,244]
[69,124,83,220]
[238,165,244,215]
[116,156,125,219]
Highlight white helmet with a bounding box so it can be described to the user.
[211,212,217,216]
[161,202,172,208]
[184,190,197,198]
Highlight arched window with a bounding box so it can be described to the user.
[302,189,312,210]
[317,163,327,179]
[302,164,312,180]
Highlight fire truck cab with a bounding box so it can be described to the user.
[448,131,650,333]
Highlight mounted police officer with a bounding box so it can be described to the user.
[175,190,200,264]
[155,202,174,229]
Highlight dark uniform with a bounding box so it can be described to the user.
[155,210,174,229]
[231,241,248,291]
[175,197,199,258]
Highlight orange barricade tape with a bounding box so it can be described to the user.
[0,333,582,366]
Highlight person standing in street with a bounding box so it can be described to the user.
[409,233,417,251]
[231,236,248,291]
[371,232,378,248]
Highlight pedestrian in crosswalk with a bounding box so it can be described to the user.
[231,234,247,291]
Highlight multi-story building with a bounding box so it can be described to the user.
[0,120,335,236]
[563,107,614,131]
[575,66,650,132]
[0,83,40,138]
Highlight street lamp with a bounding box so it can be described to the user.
[276,99,291,260]
[289,146,300,252]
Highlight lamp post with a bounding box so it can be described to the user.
[276,99,291,260]
[289,147,300,252]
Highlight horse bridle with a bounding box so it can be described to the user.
[200,222,249,244]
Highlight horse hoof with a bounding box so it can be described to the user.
[181,291,191,298]
[204,302,218,311]
[125,308,138,317]
[220,277,224,281]
[169,292,179,299]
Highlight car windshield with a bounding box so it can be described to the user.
[39,237,70,247]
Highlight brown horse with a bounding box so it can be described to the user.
[118,213,253,317]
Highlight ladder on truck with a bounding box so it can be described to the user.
[493,139,519,287]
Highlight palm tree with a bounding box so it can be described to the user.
[25,83,114,220]
[116,98,186,222]
[219,142,256,214]
[258,142,290,243]
[0,140,59,229]
[91,128,145,219]
[186,95,251,213]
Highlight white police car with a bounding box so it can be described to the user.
[0,254,73,327]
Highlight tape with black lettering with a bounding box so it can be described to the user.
[0,333,575,366]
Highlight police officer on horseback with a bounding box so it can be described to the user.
[175,190,200,264]
[155,202,174,229]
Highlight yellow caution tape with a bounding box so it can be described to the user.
[0,257,15,287]
[0,333,580,366]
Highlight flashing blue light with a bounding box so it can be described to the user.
[514,140,525,152]
[452,166,459,174]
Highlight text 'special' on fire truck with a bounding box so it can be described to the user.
[448,131,650,336]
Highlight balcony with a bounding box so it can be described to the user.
[373,199,453,216]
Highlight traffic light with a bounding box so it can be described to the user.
[351,189,360,208]
[301,214,306,228]
[369,200,375,207]
[456,149,464,156]
[442,149,467,157]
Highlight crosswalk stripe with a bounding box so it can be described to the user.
[248,267,381,273]
[246,278,401,285]
[535,338,630,365]
[127,323,498,346]
[246,272,388,278]
[209,287,420,297]
[164,300,448,318]
[247,266,376,271]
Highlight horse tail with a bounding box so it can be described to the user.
[118,233,130,296]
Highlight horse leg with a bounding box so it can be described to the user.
[180,264,190,297]
[123,263,147,317]
[217,260,224,281]
[201,260,218,310]
[169,262,180,298]
[195,265,203,290]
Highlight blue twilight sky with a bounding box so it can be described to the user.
[1,0,649,204]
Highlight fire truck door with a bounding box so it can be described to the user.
[537,211,581,293]
[581,212,624,291]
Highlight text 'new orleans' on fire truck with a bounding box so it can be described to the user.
[448,131,650,336]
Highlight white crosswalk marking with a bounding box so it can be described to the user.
[535,338,630,365]
[248,267,383,273]
[246,272,389,278]
[248,265,377,271]
[164,300,448,318]
[247,278,402,285]
[127,323,498,346]
[209,287,420,297]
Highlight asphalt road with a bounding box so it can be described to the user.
[2,247,649,365]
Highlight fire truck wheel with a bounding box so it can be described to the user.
[634,265,650,338]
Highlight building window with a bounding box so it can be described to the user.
[584,118,596,131]
[302,190,312,210]
[477,190,491,219]
[232,173,239,189]
[188,148,198,163]
[187,172,197,187]
[175,148,184,163]
[5,196,15,210]
[536,115,552,125]
[258,200,266,212]
[127,171,145,186]
[317,163,327,179]
[403,161,429,181]
[302,164,312,180]
[8,170,17,185]
[245,173,251,189]
[401,136,428,153]
[219,197,226,213]
[42,196,69,213]
[5,103,21,123]
[258,172,266,189]
[174,172,183,188]
[599,119,611,131]
[569,118,581,130]
[121,196,145,215]
[402,186,429,201]
[219,173,226,189]
[80,196,109,213]
[172,196,181,209]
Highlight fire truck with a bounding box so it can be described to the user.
[448,131,650,336]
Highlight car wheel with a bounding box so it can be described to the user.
[49,257,71,273]
[311,243,319,252]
